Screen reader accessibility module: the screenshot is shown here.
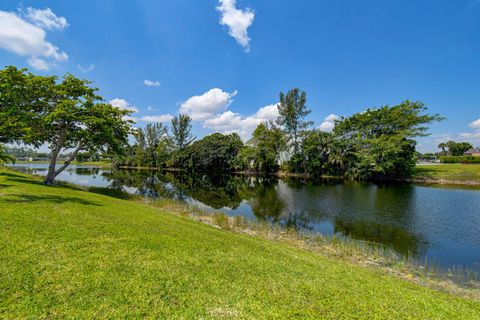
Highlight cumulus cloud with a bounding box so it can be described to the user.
[217,0,255,51]
[469,118,480,128]
[180,88,237,121]
[27,57,49,71]
[0,9,68,70]
[109,98,139,113]
[318,114,339,132]
[24,7,69,30]
[203,103,280,140]
[457,118,480,145]
[140,114,173,123]
[144,79,161,87]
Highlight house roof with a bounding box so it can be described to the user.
[464,148,480,154]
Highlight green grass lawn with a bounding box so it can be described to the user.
[415,164,480,182]
[1,168,479,319]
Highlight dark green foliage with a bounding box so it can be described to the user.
[440,156,480,164]
[236,122,286,172]
[438,141,473,156]
[177,133,243,172]
[302,130,334,175]
[333,101,443,180]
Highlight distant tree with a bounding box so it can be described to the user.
[179,133,243,172]
[249,122,286,172]
[276,88,313,172]
[334,100,443,180]
[171,114,195,151]
[437,142,447,156]
[303,130,335,175]
[145,123,170,167]
[444,141,473,156]
[131,123,171,168]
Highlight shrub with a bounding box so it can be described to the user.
[440,156,480,164]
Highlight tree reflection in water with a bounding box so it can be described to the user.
[102,169,427,257]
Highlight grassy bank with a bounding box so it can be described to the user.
[415,164,480,184]
[1,168,479,318]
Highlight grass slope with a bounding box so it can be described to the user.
[1,168,479,319]
[415,164,480,182]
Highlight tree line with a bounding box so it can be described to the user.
[117,90,442,181]
[1,66,442,183]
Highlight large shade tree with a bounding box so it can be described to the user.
[333,100,443,180]
[0,66,133,184]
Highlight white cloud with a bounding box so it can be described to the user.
[180,88,237,121]
[109,98,139,113]
[24,7,68,30]
[144,79,161,87]
[217,0,255,51]
[203,103,279,140]
[140,114,173,123]
[27,57,49,71]
[469,118,480,128]
[318,114,339,132]
[78,64,95,73]
[0,10,68,70]
[460,132,480,139]
[456,118,480,147]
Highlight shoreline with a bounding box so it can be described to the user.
[15,162,480,187]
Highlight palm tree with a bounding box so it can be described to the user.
[437,142,447,156]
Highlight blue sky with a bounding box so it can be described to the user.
[1,0,480,152]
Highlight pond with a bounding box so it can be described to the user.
[10,163,480,271]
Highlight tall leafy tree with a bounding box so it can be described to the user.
[0,66,55,144]
[303,130,335,175]
[442,141,473,156]
[276,88,313,171]
[171,114,195,151]
[145,123,170,167]
[0,66,133,184]
[333,100,443,180]
[249,122,286,172]
[178,133,243,172]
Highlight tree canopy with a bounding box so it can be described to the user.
[0,66,133,184]
[333,101,443,179]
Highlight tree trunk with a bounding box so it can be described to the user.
[52,141,83,180]
[45,141,84,185]
[45,127,67,185]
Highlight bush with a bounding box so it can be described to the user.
[440,156,480,164]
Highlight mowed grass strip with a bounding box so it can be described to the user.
[415,164,480,182]
[0,169,479,319]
